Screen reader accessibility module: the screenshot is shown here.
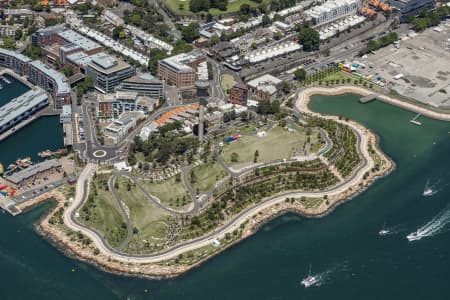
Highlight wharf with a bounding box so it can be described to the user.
[360,94,378,103]
[0,196,22,216]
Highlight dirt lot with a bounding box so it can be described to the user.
[362,24,450,108]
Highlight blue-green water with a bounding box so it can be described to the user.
[0,74,64,167]
[0,74,29,107]
[0,94,449,299]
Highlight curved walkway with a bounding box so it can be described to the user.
[62,91,379,264]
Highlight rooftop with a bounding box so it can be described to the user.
[0,48,32,63]
[58,29,101,52]
[6,159,61,184]
[159,51,204,73]
[88,53,132,74]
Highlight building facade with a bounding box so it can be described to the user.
[97,91,159,118]
[305,0,362,25]
[228,83,249,106]
[157,51,205,89]
[117,73,164,99]
[388,0,436,21]
[0,48,32,76]
[28,60,71,108]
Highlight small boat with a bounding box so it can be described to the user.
[7,164,17,170]
[423,188,433,197]
[38,150,53,158]
[407,232,420,241]
[0,83,3,90]
[16,157,32,167]
[301,265,319,288]
[379,229,390,236]
[378,222,390,236]
[0,163,3,174]
[3,77,11,84]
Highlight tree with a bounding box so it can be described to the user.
[231,152,239,162]
[262,14,271,27]
[112,26,124,40]
[14,29,23,41]
[254,150,259,163]
[240,3,250,15]
[181,23,200,43]
[294,68,306,81]
[2,37,16,49]
[298,28,320,51]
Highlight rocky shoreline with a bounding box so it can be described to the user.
[32,86,399,278]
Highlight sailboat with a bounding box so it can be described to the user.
[301,265,319,288]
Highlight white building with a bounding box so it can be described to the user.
[305,0,362,25]
[104,111,145,145]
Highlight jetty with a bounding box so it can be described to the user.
[360,94,378,103]
[410,113,422,126]
[0,196,22,216]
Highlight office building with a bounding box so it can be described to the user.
[117,73,164,99]
[158,50,205,89]
[86,53,135,93]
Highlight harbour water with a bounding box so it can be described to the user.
[0,74,64,167]
[0,94,449,299]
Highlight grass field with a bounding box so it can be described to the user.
[220,74,235,94]
[189,162,228,193]
[164,0,269,16]
[80,175,127,248]
[115,176,173,253]
[221,125,319,167]
[140,176,190,209]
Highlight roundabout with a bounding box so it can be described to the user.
[93,150,107,158]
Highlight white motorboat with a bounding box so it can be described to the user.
[407,232,420,241]
[423,188,433,197]
[301,265,319,288]
[379,229,390,236]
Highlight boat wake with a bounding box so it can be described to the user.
[423,178,448,197]
[407,205,450,242]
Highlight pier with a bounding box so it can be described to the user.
[410,113,422,126]
[360,94,378,103]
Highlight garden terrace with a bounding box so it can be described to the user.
[310,118,361,178]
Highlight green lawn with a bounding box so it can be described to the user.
[164,0,269,16]
[139,176,191,209]
[80,175,127,248]
[189,162,228,193]
[221,125,319,167]
[220,74,235,94]
[115,176,173,254]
